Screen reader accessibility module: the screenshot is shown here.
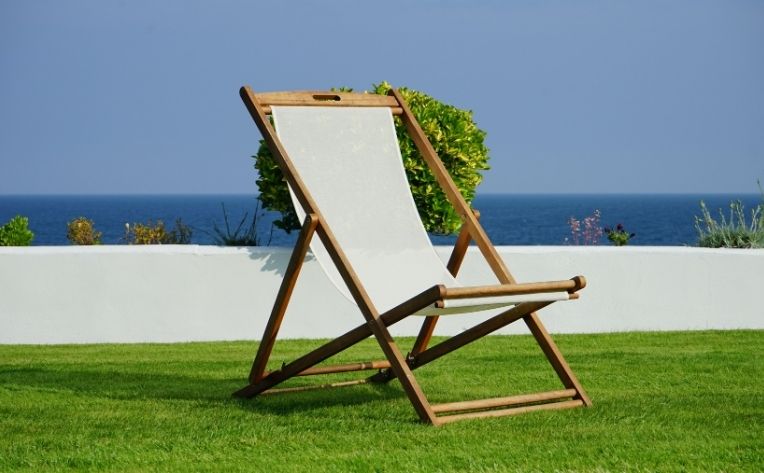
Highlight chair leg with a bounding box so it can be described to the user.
[246,215,318,384]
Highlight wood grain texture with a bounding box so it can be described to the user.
[256,91,399,107]
[443,277,585,299]
[293,360,391,376]
[432,389,577,414]
[262,105,402,115]
[437,399,585,425]
[248,214,318,383]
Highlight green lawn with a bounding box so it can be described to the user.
[1,330,761,472]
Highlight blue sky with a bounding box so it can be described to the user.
[1,0,762,195]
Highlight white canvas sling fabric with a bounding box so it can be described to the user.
[271,106,569,315]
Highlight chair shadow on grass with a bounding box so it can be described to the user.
[0,365,405,415]
[234,248,408,416]
[234,379,406,417]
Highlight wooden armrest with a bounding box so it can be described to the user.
[441,276,586,300]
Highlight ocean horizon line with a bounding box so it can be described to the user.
[3,193,762,246]
[0,192,760,198]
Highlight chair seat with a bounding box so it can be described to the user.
[413,291,572,316]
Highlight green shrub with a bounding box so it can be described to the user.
[0,215,34,246]
[124,219,192,245]
[253,82,490,235]
[67,217,102,245]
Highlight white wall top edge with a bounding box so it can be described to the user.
[0,245,292,256]
[2,245,762,256]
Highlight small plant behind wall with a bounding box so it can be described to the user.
[566,210,602,245]
[124,219,192,245]
[67,217,102,245]
[0,215,34,246]
[695,200,763,249]
[694,180,764,249]
[253,82,490,235]
[210,200,273,246]
[604,223,635,246]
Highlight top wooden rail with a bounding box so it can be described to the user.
[245,89,403,115]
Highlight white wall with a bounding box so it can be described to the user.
[0,245,762,344]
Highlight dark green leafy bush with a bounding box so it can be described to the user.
[0,215,34,246]
[253,82,490,235]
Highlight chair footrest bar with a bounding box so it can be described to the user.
[294,360,391,376]
[260,379,369,396]
[436,399,584,425]
[431,389,577,414]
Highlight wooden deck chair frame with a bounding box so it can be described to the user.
[234,86,591,425]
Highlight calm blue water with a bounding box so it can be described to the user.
[0,194,760,246]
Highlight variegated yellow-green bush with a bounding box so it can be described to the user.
[124,219,192,245]
[67,217,102,245]
[253,82,490,235]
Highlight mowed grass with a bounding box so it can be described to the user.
[1,330,762,472]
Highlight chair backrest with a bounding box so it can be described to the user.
[271,106,457,314]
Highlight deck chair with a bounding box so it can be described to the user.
[234,86,591,425]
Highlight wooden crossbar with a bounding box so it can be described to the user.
[261,379,369,396]
[256,90,399,107]
[256,91,403,115]
[263,105,403,115]
[432,389,577,414]
[437,400,585,425]
[293,360,391,376]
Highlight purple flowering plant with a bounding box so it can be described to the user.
[604,223,636,246]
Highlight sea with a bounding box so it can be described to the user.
[0,194,761,247]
